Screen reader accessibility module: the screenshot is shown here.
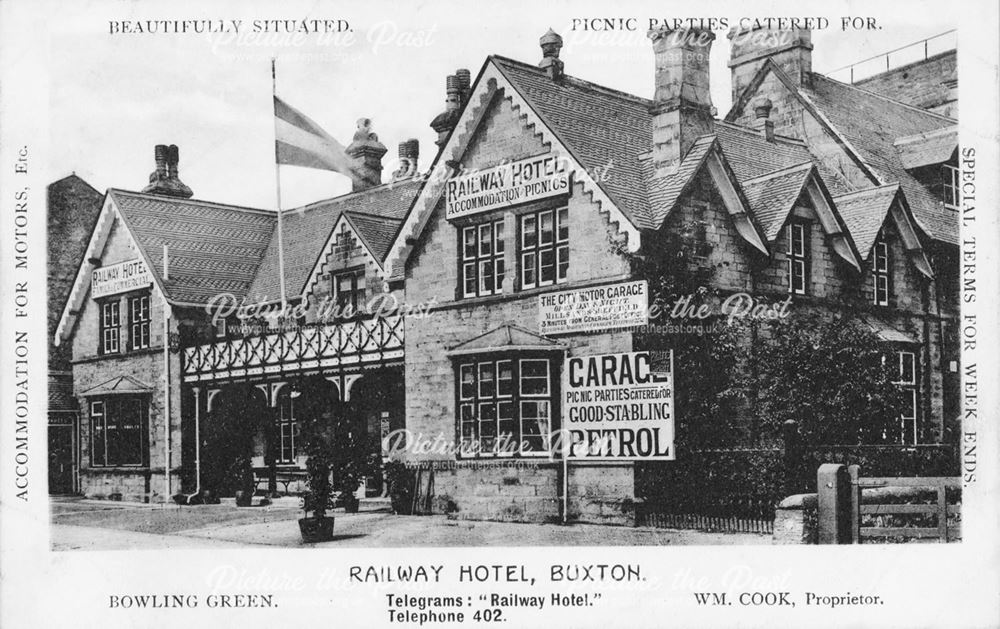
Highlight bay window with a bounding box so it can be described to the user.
[457,356,555,457]
[90,396,147,467]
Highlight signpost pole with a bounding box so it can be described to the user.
[562,449,569,525]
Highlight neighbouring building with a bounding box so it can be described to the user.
[52,27,959,525]
[48,174,104,494]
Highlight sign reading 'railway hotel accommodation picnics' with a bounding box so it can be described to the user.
[445,154,570,219]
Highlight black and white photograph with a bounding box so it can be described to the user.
[2,0,998,627]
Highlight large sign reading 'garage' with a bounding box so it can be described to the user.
[561,350,675,460]
[446,154,570,220]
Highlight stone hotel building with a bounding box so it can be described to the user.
[50,27,960,524]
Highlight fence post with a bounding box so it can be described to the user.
[847,464,861,544]
[782,420,802,495]
[817,463,852,544]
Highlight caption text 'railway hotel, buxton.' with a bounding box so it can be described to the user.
[49,26,960,524]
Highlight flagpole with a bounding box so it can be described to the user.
[271,57,288,313]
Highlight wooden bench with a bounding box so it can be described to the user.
[252,467,308,495]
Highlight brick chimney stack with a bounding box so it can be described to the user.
[539,28,564,81]
[142,143,193,198]
[728,27,812,104]
[346,118,387,192]
[648,26,716,178]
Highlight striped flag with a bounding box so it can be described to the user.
[273,95,355,176]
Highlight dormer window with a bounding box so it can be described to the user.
[786,221,809,295]
[872,240,890,306]
[942,164,959,210]
[331,268,366,317]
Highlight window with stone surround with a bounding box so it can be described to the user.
[99,300,120,354]
[457,356,554,457]
[872,239,890,306]
[892,350,919,445]
[520,207,568,290]
[786,220,809,295]
[331,267,366,317]
[942,164,960,210]
[460,219,505,298]
[90,396,147,467]
[129,293,151,350]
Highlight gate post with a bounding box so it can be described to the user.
[817,463,852,544]
[782,420,802,495]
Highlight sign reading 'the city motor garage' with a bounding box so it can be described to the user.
[539,280,648,335]
[445,154,570,220]
[91,259,152,299]
[561,351,675,460]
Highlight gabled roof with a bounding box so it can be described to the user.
[741,163,815,240]
[82,375,154,396]
[342,211,403,263]
[894,127,958,170]
[803,74,957,244]
[491,55,653,230]
[641,136,770,255]
[55,190,276,344]
[446,323,565,356]
[248,180,419,301]
[110,189,276,304]
[833,185,902,256]
[833,184,933,277]
[727,61,958,244]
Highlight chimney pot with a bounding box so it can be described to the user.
[751,97,775,141]
[153,145,168,177]
[346,118,387,191]
[455,69,472,104]
[539,28,564,81]
[393,139,421,181]
[143,143,192,198]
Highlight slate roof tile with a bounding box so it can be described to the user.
[109,189,276,305]
[248,180,420,300]
[833,184,900,256]
[800,74,958,244]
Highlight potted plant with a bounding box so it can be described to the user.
[296,379,379,542]
[298,418,338,543]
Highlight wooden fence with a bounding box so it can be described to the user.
[851,472,961,543]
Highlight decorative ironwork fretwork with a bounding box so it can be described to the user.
[181,315,404,383]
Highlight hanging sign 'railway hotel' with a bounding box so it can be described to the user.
[49,26,960,525]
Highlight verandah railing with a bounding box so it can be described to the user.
[181,315,404,383]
